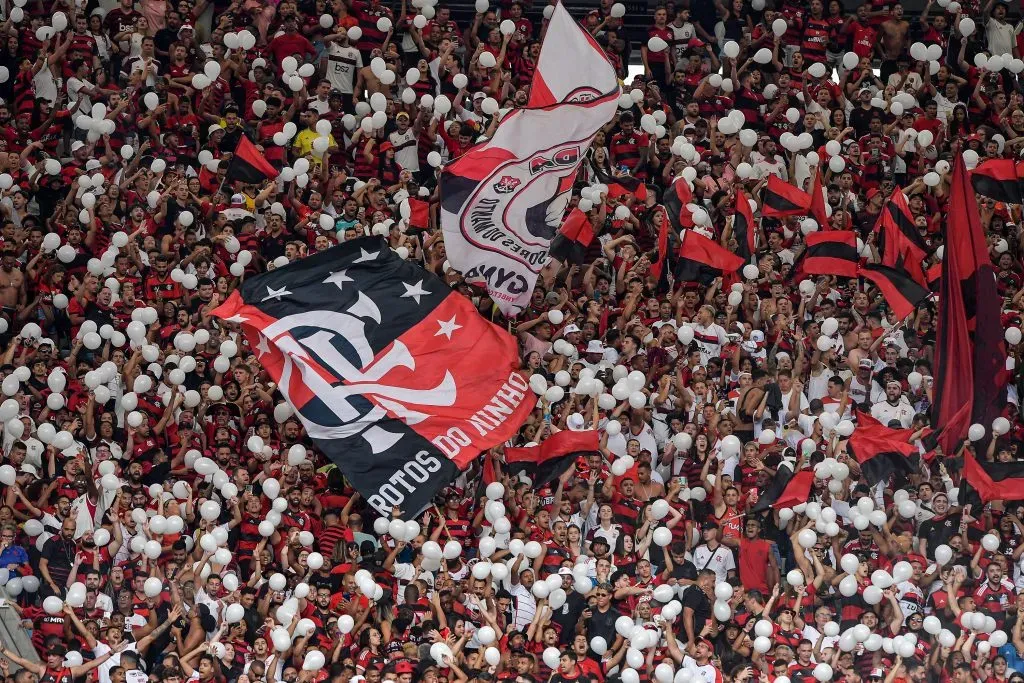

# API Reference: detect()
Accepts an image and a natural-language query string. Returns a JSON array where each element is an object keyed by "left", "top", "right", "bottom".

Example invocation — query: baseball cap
[
  {"left": 866, "top": 188, "right": 880, "bottom": 201},
  {"left": 858, "top": 358, "right": 873, "bottom": 369},
  {"left": 230, "top": 194, "right": 247, "bottom": 206},
  {"left": 869, "top": 669, "right": 884, "bottom": 679},
  {"left": 379, "top": 141, "right": 394, "bottom": 152},
  {"left": 178, "top": 23, "right": 194, "bottom": 33},
  {"left": 557, "top": 567, "right": 574, "bottom": 576},
  {"left": 566, "top": 413, "right": 585, "bottom": 431},
  {"left": 71, "top": 141, "right": 85, "bottom": 152},
  {"left": 563, "top": 324, "right": 581, "bottom": 334},
  {"left": 393, "top": 660, "right": 415, "bottom": 675},
  {"left": 396, "top": 111, "right": 410, "bottom": 121}
]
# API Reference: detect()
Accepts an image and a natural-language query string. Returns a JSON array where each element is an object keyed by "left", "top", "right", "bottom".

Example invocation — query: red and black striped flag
[
  {"left": 663, "top": 177, "right": 696, "bottom": 231},
  {"left": 859, "top": 263, "right": 930, "bottom": 321},
  {"left": 962, "top": 451, "right": 1024, "bottom": 503},
  {"left": 733, "top": 188, "right": 756, "bottom": 262},
  {"left": 762, "top": 175, "right": 812, "bottom": 218},
  {"left": 676, "top": 229, "right": 746, "bottom": 283},
  {"left": 750, "top": 464, "right": 814, "bottom": 512},
  {"left": 797, "top": 230, "right": 859, "bottom": 278},
  {"left": 846, "top": 420, "right": 918, "bottom": 486},
  {"left": 971, "top": 158, "right": 1023, "bottom": 205},
  {"left": 225, "top": 135, "right": 279, "bottom": 184},
  {"left": 549, "top": 208, "right": 595, "bottom": 265},
  {"left": 211, "top": 237, "right": 535, "bottom": 516},
  {"left": 504, "top": 429, "right": 600, "bottom": 490}
]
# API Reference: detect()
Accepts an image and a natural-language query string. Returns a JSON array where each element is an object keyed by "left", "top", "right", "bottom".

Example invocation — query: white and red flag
[{"left": 439, "top": 2, "right": 619, "bottom": 315}]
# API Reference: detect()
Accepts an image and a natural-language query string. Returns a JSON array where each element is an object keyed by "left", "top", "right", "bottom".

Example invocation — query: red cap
[{"left": 394, "top": 660, "right": 415, "bottom": 674}]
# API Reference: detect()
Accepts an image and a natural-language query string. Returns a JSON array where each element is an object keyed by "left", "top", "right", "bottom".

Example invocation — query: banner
[
  {"left": 439, "top": 2, "right": 619, "bottom": 315},
  {"left": 211, "top": 238, "right": 535, "bottom": 515}
]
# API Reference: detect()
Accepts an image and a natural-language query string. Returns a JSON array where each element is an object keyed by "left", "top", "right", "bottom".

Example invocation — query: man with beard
[{"left": 39, "top": 517, "right": 77, "bottom": 598}]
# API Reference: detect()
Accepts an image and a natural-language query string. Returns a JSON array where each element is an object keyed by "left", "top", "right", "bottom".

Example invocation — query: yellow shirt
[{"left": 293, "top": 129, "right": 336, "bottom": 159}]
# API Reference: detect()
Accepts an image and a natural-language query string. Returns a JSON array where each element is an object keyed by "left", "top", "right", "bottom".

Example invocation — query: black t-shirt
[
  {"left": 550, "top": 591, "right": 587, "bottom": 645},
  {"left": 584, "top": 605, "right": 621, "bottom": 647},
  {"left": 681, "top": 586, "right": 712, "bottom": 638},
  {"left": 918, "top": 514, "right": 960, "bottom": 558}
]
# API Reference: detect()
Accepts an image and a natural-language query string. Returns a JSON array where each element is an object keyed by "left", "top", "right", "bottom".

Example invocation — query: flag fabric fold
[
  {"left": 962, "top": 451, "right": 1024, "bottom": 503},
  {"left": 809, "top": 171, "right": 830, "bottom": 229},
  {"left": 798, "top": 230, "right": 859, "bottom": 278},
  {"left": 846, "top": 420, "right": 919, "bottom": 486},
  {"left": 549, "top": 208, "right": 596, "bottom": 265},
  {"left": 225, "top": 135, "right": 279, "bottom": 184},
  {"left": 439, "top": 2, "right": 619, "bottom": 315},
  {"left": 732, "top": 188, "right": 756, "bottom": 262},
  {"left": 663, "top": 177, "right": 695, "bottom": 231},
  {"left": 932, "top": 156, "right": 1006, "bottom": 451},
  {"left": 750, "top": 465, "right": 814, "bottom": 513},
  {"left": 971, "top": 158, "right": 1023, "bottom": 205},
  {"left": 676, "top": 229, "right": 745, "bottom": 283},
  {"left": 859, "top": 263, "right": 930, "bottom": 321},
  {"left": 503, "top": 429, "right": 600, "bottom": 489},
  {"left": 210, "top": 237, "right": 535, "bottom": 516},
  {"left": 762, "top": 175, "right": 812, "bottom": 218}
]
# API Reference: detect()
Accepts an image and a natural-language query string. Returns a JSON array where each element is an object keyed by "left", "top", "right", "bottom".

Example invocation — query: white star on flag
[
  {"left": 255, "top": 334, "right": 271, "bottom": 357},
  {"left": 353, "top": 248, "right": 380, "bottom": 263},
  {"left": 434, "top": 316, "right": 462, "bottom": 340},
  {"left": 262, "top": 285, "right": 292, "bottom": 302},
  {"left": 324, "top": 270, "right": 353, "bottom": 291},
  {"left": 400, "top": 280, "right": 430, "bottom": 305},
  {"left": 223, "top": 314, "right": 248, "bottom": 324}
]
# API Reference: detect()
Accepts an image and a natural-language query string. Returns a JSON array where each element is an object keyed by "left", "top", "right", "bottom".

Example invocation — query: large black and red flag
[
  {"left": 732, "top": 188, "right": 756, "bottom": 262},
  {"left": 750, "top": 464, "right": 814, "bottom": 513},
  {"left": 549, "top": 208, "right": 595, "bottom": 265},
  {"left": 503, "top": 429, "right": 600, "bottom": 489},
  {"left": 933, "top": 157, "right": 1006, "bottom": 451},
  {"left": 971, "top": 158, "right": 1024, "bottom": 205},
  {"left": 962, "top": 451, "right": 1024, "bottom": 503},
  {"left": 211, "top": 237, "right": 535, "bottom": 516},
  {"left": 858, "top": 263, "right": 930, "bottom": 321},
  {"left": 797, "top": 230, "right": 859, "bottom": 278},
  {"left": 761, "top": 175, "right": 812, "bottom": 218},
  {"left": 855, "top": 409, "right": 934, "bottom": 451},
  {"left": 846, "top": 420, "right": 919, "bottom": 486},
  {"left": 225, "top": 135, "right": 279, "bottom": 184},
  {"left": 676, "top": 229, "right": 745, "bottom": 283}
]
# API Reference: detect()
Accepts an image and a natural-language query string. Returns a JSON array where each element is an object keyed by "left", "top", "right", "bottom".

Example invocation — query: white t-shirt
[
  {"left": 326, "top": 43, "right": 362, "bottom": 94},
  {"left": 510, "top": 582, "right": 536, "bottom": 630},
  {"left": 690, "top": 544, "right": 735, "bottom": 584},
  {"left": 606, "top": 422, "right": 659, "bottom": 458},
  {"left": 870, "top": 398, "right": 915, "bottom": 428},
  {"left": 692, "top": 323, "right": 727, "bottom": 364},
  {"left": 93, "top": 642, "right": 139, "bottom": 683}
]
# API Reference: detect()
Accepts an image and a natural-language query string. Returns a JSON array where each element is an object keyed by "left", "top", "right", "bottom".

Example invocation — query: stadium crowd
[{"left": 0, "top": 0, "right": 1022, "bottom": 682}]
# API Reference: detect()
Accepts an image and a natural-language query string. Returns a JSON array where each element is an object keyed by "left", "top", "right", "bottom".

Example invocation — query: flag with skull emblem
[{"left": 211, "top": 237, "right": 536, "bottom": 516}]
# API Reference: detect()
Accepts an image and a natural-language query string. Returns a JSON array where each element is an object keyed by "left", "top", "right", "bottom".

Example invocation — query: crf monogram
[
  {"left": 259, "top": 292, "right": 457, "bottom": 453},
  {"left": 529, "top": 147, "right": 580, "bottom": 175}
]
